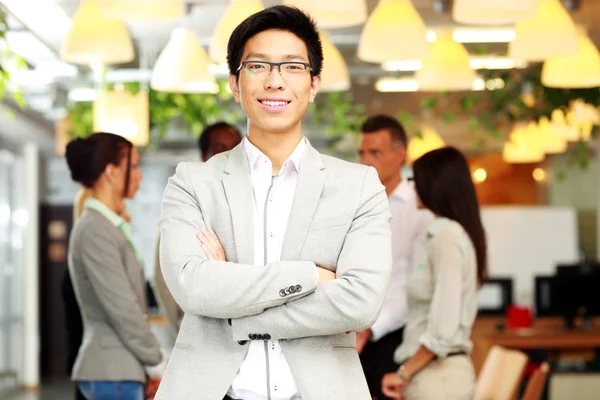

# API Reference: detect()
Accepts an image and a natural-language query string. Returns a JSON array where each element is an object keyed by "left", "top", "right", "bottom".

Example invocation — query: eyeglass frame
[{"left": 236, "top": 60, "right": 314, "bottom": 78}]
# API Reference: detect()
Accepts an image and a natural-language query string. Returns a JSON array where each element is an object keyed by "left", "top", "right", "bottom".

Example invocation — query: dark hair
[
  {"left": 198, "top": 122, "right": 242, "bottom": 156},
  {"left": 413, "top": 147, "right": 488, "bottom": 284},
  {"left": 65, "top": 132, "right": 133, "bottom": 195},
  {"left": 227, "top": 5, "right": 323, "bottom": 77},
  {"left": 360, "top": 115, "right": 408, "bottom": 147}
]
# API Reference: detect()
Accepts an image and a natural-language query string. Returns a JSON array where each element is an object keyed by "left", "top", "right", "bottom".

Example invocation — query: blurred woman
[
  {"left": 65, "top": 132, "right": 163, "bottom": 400},
  {"left": 382, "top": 147, "right": 487, "bottom": 400}
]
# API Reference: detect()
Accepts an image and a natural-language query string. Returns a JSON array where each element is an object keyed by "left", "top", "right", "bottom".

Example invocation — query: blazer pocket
[
  {"left": 332, "top": 332, "right": 356, "bottom": 349},
  {"left": 309, "top": 214, "right": 350, "bottom": 232}
]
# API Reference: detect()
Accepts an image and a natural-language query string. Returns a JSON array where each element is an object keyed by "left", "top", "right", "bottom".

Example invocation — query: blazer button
[
  {"left": 295, "top": 285, "right": 302, "bottom": 292},
  {"left": 257, "top": 334, "right": 264, "bottom": 340},
  {"left": 279, "top": 289, "right": 287, "bottom": 297},
  {"left": 249, "top": 334, "right": 257, "bottom": 340},
  {"left": 238, "top": 340, "right": 248, "bottom": 345},
  {"left": 264, "top": 334, "right": 271, "bottom": 340}
]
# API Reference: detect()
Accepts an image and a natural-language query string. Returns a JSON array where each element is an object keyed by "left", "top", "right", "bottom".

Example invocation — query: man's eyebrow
[{"left": 243, "top": 53, "right": 308, "bottom": 62}]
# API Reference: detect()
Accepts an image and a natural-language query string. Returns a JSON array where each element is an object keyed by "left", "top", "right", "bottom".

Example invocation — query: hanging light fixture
[
  {"left": 93, "top": 86, "right": 150, "bottom": 147},
  {"left": 452, "top": 0, "right": 537, "bottom": 25},
  {"left": 357, "top": 0, "right": 429, "bottom": 63},
  {"left": 502, "top": 124, "right": 545, "bottom": 164},
  {"left": 509, "top": 0, "right": 578, "bottom": 62},
  {"left": 283, "top": 0, "right": 367, "bottom": 28},
  {"left": 60, "top": 0, "right": 134, "bottom": 66},
  {"left": 319, "top": 31, "right": 350, "bottom": 92},
  {"left": 541, "top": 29, "right": 600, "bottom": 89},
  {"left": 535, "top": 117, "right": 568, "bottom": 154},
  {"left": 209, "top": 0, "right": 264, "bottom": 64},
  {"left": 407, "top": 127, "right": 445, "bottom": 163},
  {"left": 416, "top": 32, "right": 475, "bottom": 91},
  {"left": 98, "top": 0, "right": 184, "bottom": 21},
  {"left": 151, "top": 27, "right": 218, "bottom": 93}
]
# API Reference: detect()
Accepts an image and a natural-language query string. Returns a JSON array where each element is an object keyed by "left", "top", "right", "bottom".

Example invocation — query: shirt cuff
[{"left": 419, "top": 332, "right": 453, "bottom": 358}]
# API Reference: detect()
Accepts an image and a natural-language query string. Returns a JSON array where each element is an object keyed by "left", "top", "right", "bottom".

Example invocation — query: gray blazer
[
  {"left": 157, "top": 142, "right": 392, "bottom": 399},
  {"left": 68, "top": 208, "right": 162, "bottom": 382}
]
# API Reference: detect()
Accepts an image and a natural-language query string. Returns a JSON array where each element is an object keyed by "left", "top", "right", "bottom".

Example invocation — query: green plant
[
  {"left": 66, "top": 80, "right": 244, "bottom": 142},
  {"left": 0, "top": 10, "right": 27, "bottom": 115}
]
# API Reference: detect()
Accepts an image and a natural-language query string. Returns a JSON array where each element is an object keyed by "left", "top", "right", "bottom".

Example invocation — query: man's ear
[
  {"left": 229, "top": 74, "right": 241, "bottom": 103},
  {"left": 309, "top": 74, "right": 321, "bottom": 103}
]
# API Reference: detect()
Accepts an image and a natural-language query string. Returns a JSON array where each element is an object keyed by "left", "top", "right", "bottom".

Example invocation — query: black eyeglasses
[{"left": 237, "top": 61, "right": 312, "bottom": 80}]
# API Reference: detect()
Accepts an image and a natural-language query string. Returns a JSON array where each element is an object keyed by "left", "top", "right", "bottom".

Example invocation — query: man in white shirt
[
  {"left": 156, "top": 6, "right": 393, "bottom": 400},
  {"left": 357, "top": 115, "right": 434, "bottom": 400}
]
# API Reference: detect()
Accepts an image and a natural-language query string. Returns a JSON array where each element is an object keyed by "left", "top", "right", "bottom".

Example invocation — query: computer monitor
[
  {"left": 478, "top": 278, "right": 513, "bottom": 315},
  {"left": 552, "top": 262, "right": 600, "bottom": 328}
]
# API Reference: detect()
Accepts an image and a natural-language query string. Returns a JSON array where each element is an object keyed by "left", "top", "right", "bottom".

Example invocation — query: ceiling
[{"left": 0, "top": 0, "right": 599, "bottom": 152}]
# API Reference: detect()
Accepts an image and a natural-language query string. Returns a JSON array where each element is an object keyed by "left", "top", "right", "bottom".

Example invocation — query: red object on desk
[{"left": 507, "top": 305, "right": 533, "bottom": 329}]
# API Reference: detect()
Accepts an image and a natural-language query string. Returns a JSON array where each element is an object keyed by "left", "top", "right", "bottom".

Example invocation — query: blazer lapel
[
  {"left": 222, "top": 144, "right": 254, "bottom": 264},
  {"left": 281, "top": 142, "right": 326, "bottom": 261}
]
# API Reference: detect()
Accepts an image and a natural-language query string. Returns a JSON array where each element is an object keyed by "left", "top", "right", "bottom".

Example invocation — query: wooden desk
[{"left": 471, "top": 317, "right": 600, "bottom": 376}]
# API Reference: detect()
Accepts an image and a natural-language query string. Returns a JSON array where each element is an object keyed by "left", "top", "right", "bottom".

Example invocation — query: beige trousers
[{"left": 404, "top": 355, "right": 475, "bottom": 400}]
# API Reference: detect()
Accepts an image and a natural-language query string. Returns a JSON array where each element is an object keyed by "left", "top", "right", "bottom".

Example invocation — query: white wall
[{"left": 481, "top": 206, "right": 580, "bottom": 307}]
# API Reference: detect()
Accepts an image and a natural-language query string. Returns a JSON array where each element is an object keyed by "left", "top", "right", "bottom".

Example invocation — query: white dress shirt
[
  {"left": 229, "top": 137, "right": 306, "bottom": 400},
  {"left": 370, "top": 180, "right": 434, "bottom": 342}
]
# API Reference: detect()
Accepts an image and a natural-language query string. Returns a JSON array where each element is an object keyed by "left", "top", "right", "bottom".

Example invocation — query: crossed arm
[{"left": 159, "top": 162, "right": 392, "bottom": 338}]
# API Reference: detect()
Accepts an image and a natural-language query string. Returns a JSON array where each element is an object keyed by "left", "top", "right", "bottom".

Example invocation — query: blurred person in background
[
  {"left": 65, "top": 132, "right": 166, "bottom": 400},
  {"left": 357, "top": 115, "right": 434, "bottom": 400},
  {"left": 153, "top": 122, "right": 242, "bottom": 335},
  {"left": 382, "top": 147, "right": 488, "bottom": 400}
]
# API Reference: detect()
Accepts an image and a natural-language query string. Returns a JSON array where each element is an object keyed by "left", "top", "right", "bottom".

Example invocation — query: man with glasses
[
  {"left": 157, "top": 5, "right": 392, "bottom": 400},
  {"left": 357, "top": 115, "right": 434, "bottom": 399}
]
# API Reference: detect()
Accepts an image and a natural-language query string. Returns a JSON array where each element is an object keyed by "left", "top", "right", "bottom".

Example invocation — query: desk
[{"left": 471, "top": 317, "right": 600, "bottom": 375}]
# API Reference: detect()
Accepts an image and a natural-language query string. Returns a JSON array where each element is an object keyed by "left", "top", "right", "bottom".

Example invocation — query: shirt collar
[
  {"left": 84, "top": 197, "right": 126, "bottom": 228},
  {"left": 389, "top": 179, "right": 413, "bottom": 203},
  {"left": 244, "top": 137, "right": 306, "bottom": 174}
]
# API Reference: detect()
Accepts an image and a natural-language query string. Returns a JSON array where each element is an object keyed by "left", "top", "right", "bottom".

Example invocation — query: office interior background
[{"left": 0, "top": 0, "right": 600, "bottom": 399}]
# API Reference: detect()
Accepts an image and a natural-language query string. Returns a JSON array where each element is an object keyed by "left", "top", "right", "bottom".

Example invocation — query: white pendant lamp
[
  {"left": 452, "top": 0, "right": 537, "bottom": 25},
  {"left": 60, "top": 0, "right": 134, "bottom": 66},
  {"left": 98, "top": 0, "right": 184, "bottom": 21},
  {"left": 416, "top": 32, "right": 475, "bottom": 91},
  {"left": 283, "top": 0, "right": 367, "bottom": 29},
  {"left": 320, "top": 32, "right": 350, "bottom": 92},
  {"left": 407, "top": 127, "right": 445, "bottom": 163},
  {"left": 541, "top": 29, "right": 600, "bottom": 89},
  {"left": 93, "top": 87, "right": 150, "bottom": 147},
  {"left": 209, "top": 0, "right": 264, "bottom": 64},
  {"left": 357, "top": 0, "right": 429, "bottom": 63},
  {"left": 509, "top": 0, "right": 579, "bottom": 62},
  {"left": 151, "top": 28, "right": 218, "bottom": 93}
]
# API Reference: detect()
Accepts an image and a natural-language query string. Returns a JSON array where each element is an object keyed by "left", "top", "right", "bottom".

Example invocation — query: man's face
[
  {"left": 359, "top": 129, "right": 406, "bottom": 184},
  {"left": 203, "top": 128, "right": 242, "bottom": 162},
  {"left": 229, "top": 29, "right": 321, "bottom": 135}
]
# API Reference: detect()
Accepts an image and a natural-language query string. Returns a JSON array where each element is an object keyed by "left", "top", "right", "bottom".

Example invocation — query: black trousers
[{"left": 359, "top": 327, "right": 404, "bottom": 400}]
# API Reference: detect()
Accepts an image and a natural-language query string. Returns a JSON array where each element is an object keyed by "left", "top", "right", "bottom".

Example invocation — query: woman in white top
[{"left": 382, "top": 146, "right": 487, "bottom": 400}]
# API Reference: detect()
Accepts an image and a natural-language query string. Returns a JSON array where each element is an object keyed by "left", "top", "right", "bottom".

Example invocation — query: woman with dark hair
[
  {"left": 65, "top": 133, "right": 164, "bottom": 400},
  {"left": 382, "top": 146, "right": 487, "bottom": 400}
]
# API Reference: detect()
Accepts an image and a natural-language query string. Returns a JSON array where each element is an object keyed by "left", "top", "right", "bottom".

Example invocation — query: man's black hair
[
  {"left": 227, "top": 5, "right": 323, "bottom": 77},
  {"left": 198, "top": 122, "right": 242, "bottom": 156},
  {"left": 360, "top": 115, "right": 408, "bottom": 148}
]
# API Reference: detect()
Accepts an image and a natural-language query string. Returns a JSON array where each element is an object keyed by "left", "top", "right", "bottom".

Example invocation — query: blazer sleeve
[
  {"left": 159, "top": 162, "right": 319, "bottom": 319},
  {"left": 230, "top": 167, "right": 393, "bottom": 340},
  {"left": 78, "top": 228, "right": 162, "bottom": 366}
]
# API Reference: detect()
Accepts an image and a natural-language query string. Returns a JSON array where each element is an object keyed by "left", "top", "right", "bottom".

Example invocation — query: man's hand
[
  {"left": 381, "top": 372, "right": 408, "bottom": 399},
  {"left": 355, "top": 328, "right": 372, "bottom": 354},
  {"left": 317, "top": 265, "right": 335, "bottom": 283},
  {"left": 197, "top": 227, "right": 227, "bottom": 261}
]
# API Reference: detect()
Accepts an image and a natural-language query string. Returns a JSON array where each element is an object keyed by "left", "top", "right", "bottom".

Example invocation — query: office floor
[{"left": 3, "top": 379, "right": 74, "bottom": 400}]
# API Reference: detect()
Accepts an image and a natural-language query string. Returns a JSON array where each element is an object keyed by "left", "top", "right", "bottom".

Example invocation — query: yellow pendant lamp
[
  {"left": 60, "top": 0, "right": 134, "bottom": 66},
  {"left": 407, "top": 127, "right": 445, "bottom": 163},
  {"left": 283, "top": 0, "right": 367, "bottom": 28},
  {"left": 415, "top": 32, "right": 475, "bottom": 91},
  {"left": 98, "top": 0, "right": 184, "bottom": 21},
  {"left": 357, "top": 0, "right": 429, "bottom": 63},
  {"left": 319, "top": 32, "right": 350, "bottom": 92},
  {"left": 452, "top": 0, "right": 537, "bottom": 25},
  {"left": 502, "top": 124, "right": 545, "bottom": 164}
]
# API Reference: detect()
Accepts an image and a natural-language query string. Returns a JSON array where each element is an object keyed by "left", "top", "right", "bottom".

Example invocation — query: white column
[{"left": 21, "top": 143, "right": 39, "bottom": 389}]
